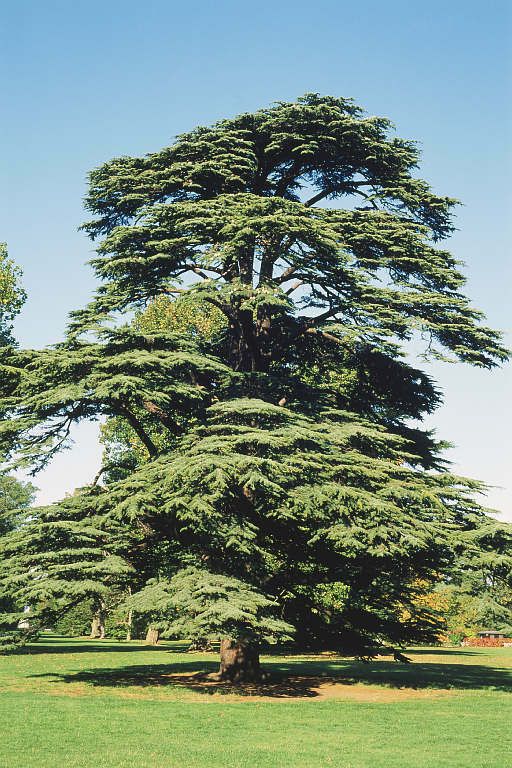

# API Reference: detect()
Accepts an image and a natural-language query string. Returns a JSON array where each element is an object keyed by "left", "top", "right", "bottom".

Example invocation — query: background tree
[
  {"left": 443, "top": 521, "right": 512, "bottom": 640},
  {"left": 0, "top": 473, "right": 35, "bottom": 639},
  {"left": 0, "top": 245, "right": 32, "bottom": 524},
  {"left": 0, "top": 244, "right": 26, "bottom": 347},
  {"left": 0, "top": 96, "right": 509, "bottom": 679},
  {"left": 0, "top": 246, "right": 35, "bottom": 628}
]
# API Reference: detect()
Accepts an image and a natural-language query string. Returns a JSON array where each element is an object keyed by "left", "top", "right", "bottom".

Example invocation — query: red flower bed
[{"left": 462, "top": 637, "right": 512, "bottom": 647}]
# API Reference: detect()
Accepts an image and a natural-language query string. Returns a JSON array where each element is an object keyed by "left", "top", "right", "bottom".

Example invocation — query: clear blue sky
[{"left": 2, "top": 0, "right": 511, "bottom": 516}]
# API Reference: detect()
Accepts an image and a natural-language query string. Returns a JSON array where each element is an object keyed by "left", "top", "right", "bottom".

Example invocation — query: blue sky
[{"left": 2, "top": 0, "right": 511, "bottom": 516}]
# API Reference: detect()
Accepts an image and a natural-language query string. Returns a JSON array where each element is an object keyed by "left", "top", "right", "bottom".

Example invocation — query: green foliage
[
  {"left": 0, "top": 325, "right": 232, "bottom": 471},
  {"left": 0, "top": 489, "right": 135, "bottom": 647},
  {"left": 0, "top": 250, "right": 33, "bottom": 632},
  {"left": 52, "top": 595, "right": 137, "bottom": 640},
  {"left": 135, "top": 294, "right": 226, "bottom": 342},
  {"left": 0, "top": 243, "right": 26, "bottom": 346},
  {"left": 99, "top": 294, "right": 228, "bottom": 473},
  {"left": 76, "top": 94, "right": 506, "bottom": 369},
  {"left": 125, "top": 568, "right": 294, "bottom": 644},
  {"left": 0, "top": 473, "right": 35, "bottom": 536},
  {"left": 53, "top": 599, "right": 93, "bottom": 637},
  {"left": 0, "top": 473, "right": 35, "bottom": 623},
  {"left": 0, "top": 95, "right": 509, "bottom": 657},
  {"left": 437, "top": 571, "right": 512, "bottom": 639}
]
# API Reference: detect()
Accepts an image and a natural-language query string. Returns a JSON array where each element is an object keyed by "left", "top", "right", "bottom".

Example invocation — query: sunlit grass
[{"left": 1, "top": 636, "right": 511, "bottom": 767}]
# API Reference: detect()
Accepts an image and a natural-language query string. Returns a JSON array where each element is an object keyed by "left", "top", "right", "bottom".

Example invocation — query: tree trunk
[
  {"left": 90, "top": 603, "right": 106, "bottom": 639},
  {"left": 90, "top": 615, "right": 106, "bottom": 638},
  {"left": 218, "top": 638, "right": 261, "bottom": 682},
  {"left": 90, "top": 615, "right": 99, "bottom": 638},
  {"left": 126, "top": 609, "right": 133, "bottom": 641},
  {"left": 145, "top": 627, "right": 159, "bottom": 645}
]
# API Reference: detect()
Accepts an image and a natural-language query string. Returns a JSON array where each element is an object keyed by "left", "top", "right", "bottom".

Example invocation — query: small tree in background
[
  {"left": 0, "top": 244, "right": 26, "bottom": 347},
  {"left": 0, "top": 245, "right": 35, "bottom": 634},
  {"left": 0, "top": 96, "right": 510, "bottom": 680},
  {"left": 0, "top": 246, "right": 31, "bottom": 520}
]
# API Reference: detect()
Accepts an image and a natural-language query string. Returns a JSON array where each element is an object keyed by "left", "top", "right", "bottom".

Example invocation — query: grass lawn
[{"left": 1, "top": 636, "right": 510, "bottom": 767}]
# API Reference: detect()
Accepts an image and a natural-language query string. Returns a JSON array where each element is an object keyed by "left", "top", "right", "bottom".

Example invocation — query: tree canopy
[{"left": 0, "top": 95, "right": 509, "bottom": 678}]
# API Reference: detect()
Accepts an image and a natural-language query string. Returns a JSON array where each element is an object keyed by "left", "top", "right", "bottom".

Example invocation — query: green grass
[{"left": 1, "top": 636, "right": 511, "bottom": 767}]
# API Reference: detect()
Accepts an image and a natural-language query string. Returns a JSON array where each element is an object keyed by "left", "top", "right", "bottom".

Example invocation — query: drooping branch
[
  {"left": 303, "top": 326, "right": 351, "bottom": 348},
  {"left": 304, "top": 180, "right": 373, "bottom": 208},
  {"left": 111, "top": 401, "right": 158, "bottom": 458},
  {"left": 304, "top": 187, "right": 334, "bottom": 208},
  {"left": 142, "top": 400, "right": 180, "bottom": 435},
  {"left": 284, "top": 280, "right": 304, "bottom": 296},
  {"left": 24, "top": 416, "right": 74, "bottom": 473},
  {"left": 91, "top": 461, "right": 132, "bottom": 486},
  {"left": 305, "top": 307, "right": 341, "bottom": 326},
  {"left": 274, "top": 159, "right": 305, "bottom": 198}
]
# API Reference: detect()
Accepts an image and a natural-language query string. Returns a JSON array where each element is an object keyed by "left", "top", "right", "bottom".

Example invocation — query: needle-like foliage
[{"left": 0, "top": 96, "right": 509, "bottom": 669}]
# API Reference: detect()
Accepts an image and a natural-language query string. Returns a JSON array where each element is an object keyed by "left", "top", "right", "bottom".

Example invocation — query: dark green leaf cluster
[{"left": 123, "top": 568, "right": 294, "bottom": 644}]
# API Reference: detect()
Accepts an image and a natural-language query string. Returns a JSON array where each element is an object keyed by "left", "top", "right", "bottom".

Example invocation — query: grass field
[{"left": 1, "top": 636, "right": 510, "bottom": 767}]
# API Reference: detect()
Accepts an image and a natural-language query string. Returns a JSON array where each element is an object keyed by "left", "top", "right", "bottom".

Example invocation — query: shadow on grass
[
  {"left": 408, "top": 648, "right": 481, "bottom": 657},
  {"left": 21, "top": 636, "right": 188, "bottom": 655},
  {"left": 30, "top": 654, "right": 512, "bottom": 698}
]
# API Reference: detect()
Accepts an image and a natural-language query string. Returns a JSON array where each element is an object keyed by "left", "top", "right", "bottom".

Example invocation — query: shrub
[{"left": 462, "top": 636, "right": 512, "bottom": 647}]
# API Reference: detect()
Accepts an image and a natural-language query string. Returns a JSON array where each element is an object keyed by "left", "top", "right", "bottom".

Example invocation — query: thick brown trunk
[
  {"left": 145, "top": 627, "right": 159, "bottom": 645},
  {"left": 218, "top": 638, "right": 261, "bottom": 682}
]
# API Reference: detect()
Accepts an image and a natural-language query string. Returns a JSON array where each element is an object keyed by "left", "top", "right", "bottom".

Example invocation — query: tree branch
[
  {"left": 284, "top": 280, "right": 304, "bottom": 296},
  {"left": 303, "top": 326, "right": 350, "bottom": 347},
  {"left": 185, "top": 264, "right": 223, "bottom": 281},
  {"left": 112, "top": 401, "right": 158, "bottom": 458},
  {"left": 142, "top": 400, "right": 180, "bottom": 435},
  {"left": 91, "top": 461, "right": 131, "bottom": 486},
  {"left": 201, "top": 295, "right": 236, "bottom": 322},
  {"left": 274, "top": 159, "right": 304, "bottom": 197},
  {"left": 304, "top": 187, "right": 334, "bottom": 208},
  {"left": 185, "top": 263, "right": 225, "bottom": 277},
  {"left": 304, "top": 180, "right": 373, "bottom": 208},
  {"left": 305, "top": 307, "right": 340, "bottom": 325}
]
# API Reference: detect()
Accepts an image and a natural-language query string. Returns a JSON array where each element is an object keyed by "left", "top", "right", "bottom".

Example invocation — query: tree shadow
[
  {"left": 269, "top": 657, "right": 512, "bottom": 693},
  {"left": 30, "top": 662, "right": 339, "bottom": 698},
  {"left": 29, "top": 654, "right": 512, "bottom": 698},
  {"left": 263, "top": 646, "right": 482, "bottom": 659},
  {"left": 20, "top": 637, "right": 188, "bottom": 655},
  {"left": 408, "top": 648, "right": 481, "bottom": 657}
]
